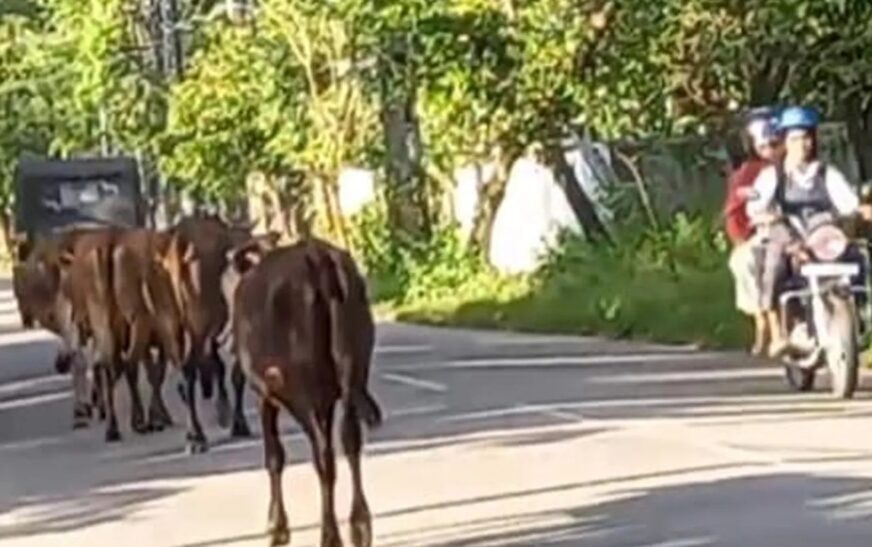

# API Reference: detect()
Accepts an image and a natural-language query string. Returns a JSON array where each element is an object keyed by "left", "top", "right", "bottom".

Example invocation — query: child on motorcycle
[
  {"left": 724, "top": 107, "right": 784, "bottom": 356},
  {"left": 746, "top": 106, "right": 872, "bottom": 357}
]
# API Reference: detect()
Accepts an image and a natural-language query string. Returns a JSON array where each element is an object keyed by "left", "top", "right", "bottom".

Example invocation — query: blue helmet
[{"left": 778, "top": 106, "right": 820, "bottom": 132}]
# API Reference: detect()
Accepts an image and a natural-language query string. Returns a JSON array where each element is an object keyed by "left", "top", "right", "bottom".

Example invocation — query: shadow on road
[
  {"left": 373, "top": 473, "right": 872, "bottom": 547},
  {"left": 2, "top": 323, "right": 872, "bottom": 543},
  {"left": 0, "top": 486, "right": 183, "bottom": 541}
]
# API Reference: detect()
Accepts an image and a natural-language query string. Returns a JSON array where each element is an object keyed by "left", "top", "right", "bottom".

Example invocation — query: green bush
[
  {"left": 389, "top": 211, "right": 749, "bottom": 349},
  {"left": 347, "top": 199, "right": 505, "bottom": 305}
]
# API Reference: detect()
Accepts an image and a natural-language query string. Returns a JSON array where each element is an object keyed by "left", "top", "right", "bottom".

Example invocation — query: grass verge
[{"left": 388, "top": 261, "right": 748, "bottom": 350}]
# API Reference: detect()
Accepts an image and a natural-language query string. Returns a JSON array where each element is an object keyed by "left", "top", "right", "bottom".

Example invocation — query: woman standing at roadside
[{"left": 724, "top": 108, "right": 784, "bottom": 355}]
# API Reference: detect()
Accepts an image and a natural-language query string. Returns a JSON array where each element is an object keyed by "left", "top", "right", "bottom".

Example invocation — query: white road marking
[
  {"left": 387, "top": 403, "right": 448, "bottom": 418},
  {"left": 439, "top": 393, "right": 872, "bottom": 424},
  {"left": 375, "top": 344, "right": 434, "bottom": 355},
  {"left": 0, "top": 391, "right": 69, "bottom": 411},
  {"left": 381, "top": 373, "right": 447, "bottom": 393},
  {"left": 528, "top": 406, "right": 585, "bottom": 422},
  {"left": 0, "top": 329, "right": 59, "bottom": 347},
  {"left": 0, "top": 435, "right": 67, "bottom": 454},
  {"left": 484, "top": 336, "right": 698, "bottom": 351},
  {"left": 445, "top": 353, "right": 724, "bottom": 368},
  {"left": 640, "top": 539, "right": 717, "bottom": 547},
  {"left": 0, "top": 374, "right": 66, "bottom": 397},
  {"left": 588, "top": 367, "right": 777, "bottom": 384}
]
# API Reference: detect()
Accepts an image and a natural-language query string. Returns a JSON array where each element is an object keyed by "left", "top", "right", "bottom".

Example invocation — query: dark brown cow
[
  {"left": 161, "top": 213, "right": 256, "bottom": 450},
  {"left": 230, "top": 238, "right": 382, "bottom": 547},
  {"left": 216, "top": 230, "right": 282, "bottom": 435}
]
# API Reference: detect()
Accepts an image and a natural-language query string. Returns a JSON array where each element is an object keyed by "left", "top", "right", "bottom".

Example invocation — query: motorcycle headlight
[{"left": 807, "top": 225, "right": 849, "bottom": 261}]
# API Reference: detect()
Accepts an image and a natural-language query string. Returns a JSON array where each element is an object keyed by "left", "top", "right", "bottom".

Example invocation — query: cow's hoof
[
  {"left": 132, "top": 421, "right": 150, "bottom": 435},
  {"left": 105, "top": 429, "right": 121, "bottom": 443},
  {"left": 73, "top": 404, "right": 92, "bottom": 422},
  {"left": 320, "top": 529, "right": 342, "bottom": 547},
  {"left": 146, "top": 416, "right": 168, "bottom": 432},
  {"left": 216, "top": 397, "right": 231, "bottom": 429},
  {"left": 186, "top": 437, "right": 209, "bottom": 455},
  {"left": 351, "top": 523, "right": 371, "bottom": 547},
  {"left": 269, "top": 526, "right": 290, "bottom": 546},
  {"left": 350, "top": 510, "right": 372, "bottom": 547},
  {"left": 149, "top": 404, "right": 174, "bottom": 429},
  {"left": 54, "top": 353, "right": 73, "bottom": 374},
  {"left": 231, "top": 419, "right": 253, "bottom": 438}
]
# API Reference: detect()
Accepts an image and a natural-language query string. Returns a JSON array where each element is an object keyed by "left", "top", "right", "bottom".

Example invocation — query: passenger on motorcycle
[
  {"left": 725, "top": 107, "right": 784, "bottom": 356},
  {"left": 746, "top": 105, "right": 872, "bottom": 357}
]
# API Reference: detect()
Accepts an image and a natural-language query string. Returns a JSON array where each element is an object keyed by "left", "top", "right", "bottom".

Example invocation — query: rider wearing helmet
[
  {"left": 746, "top": 105, "right": 872, "bottom": 356},
  {"left": 725, "top": 107, "right": 784, "bottom": 356}
]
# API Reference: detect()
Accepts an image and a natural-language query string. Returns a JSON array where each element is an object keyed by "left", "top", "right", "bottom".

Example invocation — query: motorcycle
[{"left": 775, "top": 215, "right": 872, "bottom": 398}]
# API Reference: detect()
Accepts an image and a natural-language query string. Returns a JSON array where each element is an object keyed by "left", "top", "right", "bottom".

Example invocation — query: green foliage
[
  {"left": 348, "top": 194, "right": 498, "bottom": 303},
  {"left": 392, "top": 213, "right": 745, "bottom": 349}
]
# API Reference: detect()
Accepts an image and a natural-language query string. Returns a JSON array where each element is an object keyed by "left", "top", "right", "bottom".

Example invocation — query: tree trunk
[
  {"left": 469, "top": 145, "right": 520, "bottom": 255},
  {"left": 0, "top": 208, "right": 11, "bottom": 264},
  {"left": 546, "top": 142, "right": 611, "bottom": 244},
  {"left": 381, "top": 99, "right": 430, "bottom": 241},
  {"left": 845, "top": 95, "right": 872, "bottom": 183}
]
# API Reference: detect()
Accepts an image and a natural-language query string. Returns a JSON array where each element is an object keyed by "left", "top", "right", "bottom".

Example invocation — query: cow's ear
[{"left": 228, "top": 242, "right": 261, "bottom": 275}]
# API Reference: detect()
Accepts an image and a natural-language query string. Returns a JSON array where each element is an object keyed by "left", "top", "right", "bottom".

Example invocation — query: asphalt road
[{"left": 1, "top": 287, "right": 872, "bottom": 546}]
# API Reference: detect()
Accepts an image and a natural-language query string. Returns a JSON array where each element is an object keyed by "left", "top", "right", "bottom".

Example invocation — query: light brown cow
[
  {"left": 55, "top": 227, "right": 150, "bottom": 441},
  {"left": 112, "top": 228, "right": 189, "bottom": 432},
  {"left": 13, "top": 229, "right": 107, "bottom": 427}
]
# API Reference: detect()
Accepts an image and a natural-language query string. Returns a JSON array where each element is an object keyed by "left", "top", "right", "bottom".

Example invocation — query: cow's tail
[
  {"left": 91, "top": 244, "right": 115, "bottom": 363},
  {"left": 310, "top": 245, "right": 383, "bottom": 430},
  {"left": 354, "top": 389, "right": 383, "bottom": 428}
]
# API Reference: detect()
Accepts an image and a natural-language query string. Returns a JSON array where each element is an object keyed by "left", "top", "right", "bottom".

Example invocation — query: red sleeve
[{"left": 723, "top": 163, "right": 757, "bottom": 245}]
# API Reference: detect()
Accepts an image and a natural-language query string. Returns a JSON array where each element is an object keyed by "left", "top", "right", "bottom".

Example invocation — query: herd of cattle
[{"left": 11, "top": 213, "right": 382, "bottom": 547}]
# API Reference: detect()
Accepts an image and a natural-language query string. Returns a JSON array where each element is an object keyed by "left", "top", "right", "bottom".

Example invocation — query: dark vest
[{"left": 775, "top": 162, "right": 836, "bottom": 233}]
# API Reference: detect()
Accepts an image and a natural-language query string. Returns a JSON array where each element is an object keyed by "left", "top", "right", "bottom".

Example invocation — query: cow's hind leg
[
  {"left": 261, "top": 399, "right": 289, "bottom": 546},
  {"left": 182, "top": 357, "right": 209, "bottom": 454},
  {"left": 70, "top": 352, "right": 92, "bottom": 429},
  {"left": 230, "top": 360, "right": 251, "bottom": 438},
  {"left": 102, "top": 364, "right": 122, "bottom": 442},
  {"left": 91, "top": 363, "right": 107, "bottom": 421},
  {"left": 146, "top": 354, "right": 172, "bottom": 431},
  {"left": 307, "top": 406, "right": 341, "bottom": 547},
  {"left": 211, "top": 348, "right": 231, "bottom": 429},
  {"left": 124, "top": 317, "right": 151, "bottom": 434},
  {"left": 123, "top": 360, "right": 148, "bottom": 434},
  {"left": 342, "top": 405, "right": 372, "bottom": 547}
]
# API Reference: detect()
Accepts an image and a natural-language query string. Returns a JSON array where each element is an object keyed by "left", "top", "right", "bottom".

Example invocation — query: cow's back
[
  {"left": 171, "top": 215, "right": 241, "bottom": 339},
  {"left": 234, "top": 246, "right": 335, "bottom": 388}
]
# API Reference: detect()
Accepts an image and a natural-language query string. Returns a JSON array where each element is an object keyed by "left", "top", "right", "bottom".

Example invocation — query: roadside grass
[
  {"left": 387, "top": 246, "right": 748, "bottom": 350},
  {"left": 369, "top": 214, "right": 751, "bottom": 350}
]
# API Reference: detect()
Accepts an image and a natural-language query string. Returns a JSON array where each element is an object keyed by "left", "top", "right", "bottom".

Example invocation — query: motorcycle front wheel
[{"left": 826, "top": 294, "right": 860, "bottom": 399}]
